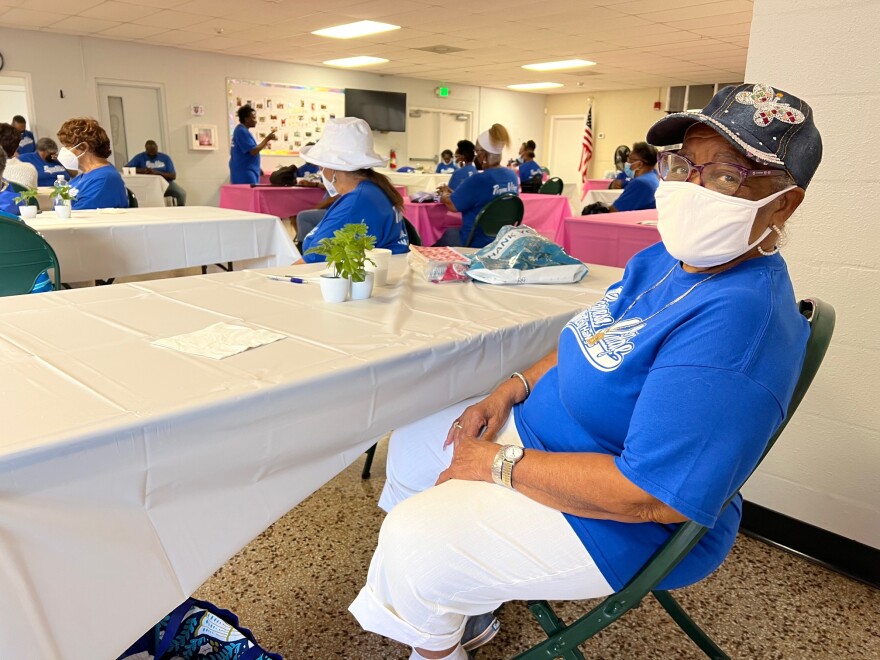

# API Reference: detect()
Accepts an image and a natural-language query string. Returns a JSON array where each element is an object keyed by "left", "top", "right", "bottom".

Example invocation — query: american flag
[{"left": 578, "top": 102, "right": 594, "bottom": 183}]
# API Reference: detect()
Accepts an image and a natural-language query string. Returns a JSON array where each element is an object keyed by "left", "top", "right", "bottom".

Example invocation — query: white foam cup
[{"left": 365, "top": 248, "right": 392, "bottom": 286}]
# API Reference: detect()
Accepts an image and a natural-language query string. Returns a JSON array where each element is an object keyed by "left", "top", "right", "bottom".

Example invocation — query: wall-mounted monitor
[{"left": 344, "top": 88, "right": 406, "bottom": 132}]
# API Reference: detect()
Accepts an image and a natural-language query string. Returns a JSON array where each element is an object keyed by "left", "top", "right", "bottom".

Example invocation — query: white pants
[{"left": 349, "top": 398, "right": 613, "bottom": 652}]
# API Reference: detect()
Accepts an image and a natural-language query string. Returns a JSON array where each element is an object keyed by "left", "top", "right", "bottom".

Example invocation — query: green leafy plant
[
  {"left": 13, "top": 186, "right": 38, "bottom": 206},
  {"left": 51, "top": 182, "right": 79, "bottom": 203},
  {"left": 304, "top": 222, "right": 377, "bottom": 282}
]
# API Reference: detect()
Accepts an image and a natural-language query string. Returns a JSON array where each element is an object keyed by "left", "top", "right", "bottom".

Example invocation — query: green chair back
[
  {"left": 465, "top": 193, "right": 524, "bottom": 247},
  {"left": 403, "top": 217, "right": 423, "bottom": 246},
  {"left": 514, "top": 298, "right": 836, "bottom": 660},
  {"left": 126, "top": 187, "right": 139, "bottom": 208},
  {"left": 539, "top": 177, "right": 564, "bottom": 195},
  {"left": 0, "top": 214, "right": 61, "bottom": 296},
  {"left": 6, "top": 180, "right": 39, "bottom": 207}
]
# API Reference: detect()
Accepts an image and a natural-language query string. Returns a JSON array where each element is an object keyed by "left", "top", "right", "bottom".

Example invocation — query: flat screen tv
[{"left": 345, "top": 88, "right": 406, "bottom": 132}]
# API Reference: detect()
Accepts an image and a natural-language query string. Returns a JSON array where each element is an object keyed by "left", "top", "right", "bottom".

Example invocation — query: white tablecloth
[
  {"left": 583, "top": 189, "right": 623, "bottom": 206},
  {"left": 122, "top": 173, "right": 170, "bottom": 207},
  {"left": 0, "top": 259, "right": 621, "bottom": 659},
  {"left": 374, "top": 167, "right": 452, "bottom": 196},
  {"left": 26, "top": 206, "right": 299, "bottom": 282}
]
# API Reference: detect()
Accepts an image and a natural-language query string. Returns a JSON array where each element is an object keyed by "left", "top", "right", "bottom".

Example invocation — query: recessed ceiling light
[
  {"left": 522, "top": 59, "right": 596, "bottom": 71},
  {"left": 507, "top": 82, "right": 564, "bottom": 91},
  {"left": 323, "top": 56, "right": 389, "bottom": 68},
  {"left": 313, "top": 21, "right": 400, "bottom": 39}
]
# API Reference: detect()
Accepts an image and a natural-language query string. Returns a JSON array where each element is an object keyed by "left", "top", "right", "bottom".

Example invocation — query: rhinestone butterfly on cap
[{"left": 735, "top": 83, "right": 806, "bottom": 127}]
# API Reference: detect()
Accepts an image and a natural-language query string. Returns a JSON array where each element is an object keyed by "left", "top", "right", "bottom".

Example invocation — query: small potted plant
[
  {"left": 51, "top": 181, "right": 78, "bottom": 219},
  {"left": 13, "top": 187, "right": 39, "bottom": 220},
  {"left": 305, "top": 222, "right": 377, "bottom": 302}
]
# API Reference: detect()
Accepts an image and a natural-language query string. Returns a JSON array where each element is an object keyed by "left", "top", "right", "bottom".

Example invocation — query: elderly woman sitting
[
  {"left": 299, "top": 117, "right": 409, "bottom": 261},
  {"left": 349, "top": 83, "right": 822, "bottom": 660},
  {"left": 19, "top": 137, "right": 70, "bottom": 187},
  {"left": 57, "top": 118, "right": 128, "bottom": 210}
]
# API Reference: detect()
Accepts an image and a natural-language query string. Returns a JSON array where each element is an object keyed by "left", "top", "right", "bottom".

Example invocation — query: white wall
[
  {"left": 0, "top": 27, "right": 545, "bottom": 205},
  {"left": 741, "top": 0, "right": 880, "bottom": 548}
]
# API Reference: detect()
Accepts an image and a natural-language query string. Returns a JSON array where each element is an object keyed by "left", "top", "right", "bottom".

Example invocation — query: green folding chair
[
  {"left": 512, "top": 298, "right": 836, "bottom": 660},
  {"left": 404, "top": 217, "right": 423, "bottom": 246},
  {"left": 538, "top": 177, "right": 564, "bottom": 195},
  {"left": 464, "top": 193, "right": 524, "bottom": 247},
  {"left": 0, "top": 214, "right": 62, "bottom": 296}
]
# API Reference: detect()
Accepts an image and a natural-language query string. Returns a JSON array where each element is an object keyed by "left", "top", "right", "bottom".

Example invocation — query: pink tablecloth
[
  {"left": 581, "top": 178, "right": 613, "bottom": 199},
  {"left": 219, "top": 184, "right": 326, "bottom": 219},
  {"left": 561, "top": 209, "right": 660, "bottom": 268},
  {"left": 403, "top": 193, "right": 572, "bottom": 246}
]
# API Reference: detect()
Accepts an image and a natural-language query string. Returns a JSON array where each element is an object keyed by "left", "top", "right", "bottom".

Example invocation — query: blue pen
[{"left": 265, "top": 275, "right": 309, "bottom": 284}]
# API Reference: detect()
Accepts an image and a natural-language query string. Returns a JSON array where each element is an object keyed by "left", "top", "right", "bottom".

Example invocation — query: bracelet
[{"left": 510, "top": 372, "right": 530, "bottom": 399}]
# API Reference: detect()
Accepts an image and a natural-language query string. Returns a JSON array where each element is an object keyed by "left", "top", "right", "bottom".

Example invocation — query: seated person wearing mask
[
  {"left": 230, "top": 104, "right": 276, "bottom": 185},
  {"left": 297, "top": 142, "right": 319, "bottom": 177},
  {"left": 435, "top": 150, "right": 455, "bottom": 174},
  {"left": 435, "top": 124, "right": 519, "bottom": 248},
  {"left": 56, "top": 117, "right": 128, "bottom": 210},
  {"left": 609, "top": 142, "right": 660, "bottom": 212},
  {"left": 298, "top": 118, "right": 410, "bottom": 262},
  {"left": 0, "top": 123, "right": 38, "bottom": 189},
  {"left": 126, "top": 140, "right": 187, "bottom": 206},
  {"left": 447, "top": 140, "right": 477, "bottom": 191},
  {"left": 349, "top": 83, "right": 820, "bottom": 660},
  {"left": 518, "top": 149, "right": 543, "bottom": 188},
  {"left": 12, "top": 115, "right": 36, "bottom": 155},
  {"left": 19, "top": 138, "right": 70, "bottom": 187}
]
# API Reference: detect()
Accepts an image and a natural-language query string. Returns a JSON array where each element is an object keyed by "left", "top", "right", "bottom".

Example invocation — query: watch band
[{"left": 491, "top": 447, "right": 506, "bottom": 486}]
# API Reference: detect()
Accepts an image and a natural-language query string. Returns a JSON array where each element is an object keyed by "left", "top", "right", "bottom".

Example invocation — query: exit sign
[{"left": 436, "top": 86, "right": 450, "bottom": 97}]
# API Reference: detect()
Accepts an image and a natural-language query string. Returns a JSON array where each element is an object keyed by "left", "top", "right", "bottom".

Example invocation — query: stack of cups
[{"left": 366, "top": 248, "right": 392, "bottom": 286}]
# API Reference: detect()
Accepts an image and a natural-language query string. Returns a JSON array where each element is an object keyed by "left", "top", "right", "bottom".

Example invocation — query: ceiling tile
[
  {"left": 132, "top": 11, "right": 207, "bottom": 29},
  {"left": 2, "top": 8, "right": 68, "bottom": 26},
  {"left": 184, "top": 18, "right": 263, "bottom": 37},
  {"left": 639, "top": 1, "right": 755, "bottom": 24},
  {"left": 143, "top": 29, "right": 205, "bottom": 45},
  {"left": 25, "top": 0, "right": 104, "bottom": 14},
  {"left": 79, "top": 1, "right": 162, "bottom": 22},
  {"left": 692, "top": 22, "right": 752, "bottom": 37},
  {"left": 98, "top": 22, "right": 166, "bottom": 39},
  {"left": 114, "top": 0, "right": 180, "bottom": 6},
  {"left": 667, "top": 10, "right": 752, "bottom": 29},
  {"left": 46, "top": 15, "right": 121, "bottom": 33}
]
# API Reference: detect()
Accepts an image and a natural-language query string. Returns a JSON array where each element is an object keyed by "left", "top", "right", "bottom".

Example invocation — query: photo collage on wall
[{"left": 226, "top": 79, "right": 345, "bottom": 157}]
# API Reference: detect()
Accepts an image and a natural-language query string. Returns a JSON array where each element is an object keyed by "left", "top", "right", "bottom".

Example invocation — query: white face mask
[
  {"left": 320, "top": 169, "right": 338, "bottom": 197},
  {"left": 656, "top": 181, "right": 795, "bottom": 268},
  {"left": 57, "top": 144, "right": 84, "bottom": 171}
]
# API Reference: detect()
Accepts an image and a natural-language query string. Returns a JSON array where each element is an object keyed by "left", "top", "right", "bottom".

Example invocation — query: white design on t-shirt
[
  {"left": 566, "top": 287, "right": 644, "bottom": 372},
  {"left": 491, "top": 182, "right": 518, "bottom": 196},
  {"left": 145, "top": 159, "right": 166, "bottom": 170}
]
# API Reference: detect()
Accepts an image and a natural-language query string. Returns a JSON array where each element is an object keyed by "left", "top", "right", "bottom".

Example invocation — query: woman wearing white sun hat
[{"left": 298, "top": 117, "right": 409, "bottom": 262}]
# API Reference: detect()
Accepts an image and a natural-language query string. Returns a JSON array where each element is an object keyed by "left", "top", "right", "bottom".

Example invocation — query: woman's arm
[{"left": 437, "top": 184, "right": 458, "bottom": 212}]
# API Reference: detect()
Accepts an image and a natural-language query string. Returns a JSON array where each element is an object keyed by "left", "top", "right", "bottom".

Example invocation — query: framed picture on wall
[{"left": 189, "top": 124, "right": 218, "bottom": 151}]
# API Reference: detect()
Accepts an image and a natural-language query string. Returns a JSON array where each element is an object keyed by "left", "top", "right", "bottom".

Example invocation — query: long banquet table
[
  {"left": 219, "top": 183, "right": 327, "bottom": 218},
  {"left": 0, "top": 258, "right": 621, "bottom": 659},
  {"left": 27, "top": 206, "right": 299, "bottom": 282}
]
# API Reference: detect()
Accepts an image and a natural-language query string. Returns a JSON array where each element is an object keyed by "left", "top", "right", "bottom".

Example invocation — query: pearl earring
[{"left": 757, "top": 224, "right": 783, "bottom": 257}]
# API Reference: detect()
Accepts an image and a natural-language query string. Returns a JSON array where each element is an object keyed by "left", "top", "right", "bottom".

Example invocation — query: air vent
[
  {"left": 563, "top": 70, "right": 599, "bottom": 77},
  {"left": 414, "top": 45, "right": 466, "bottom": 54}
]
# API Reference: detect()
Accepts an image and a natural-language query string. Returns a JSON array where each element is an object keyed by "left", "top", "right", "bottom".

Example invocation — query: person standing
[
  {"left": 12, "top": 115, "right": 36, "bottom": 155},
  {"left": 126, "top": 140, "right": 187, "bottom": 206},
  {"left": 229, "top": 104, "right": 276, "bottom": 184},
  {"left": 0, "top": 123, "right": 38, "bottom": 189},
  {"left": 19, "top": 138, "right": 70, "bottom": 187}
]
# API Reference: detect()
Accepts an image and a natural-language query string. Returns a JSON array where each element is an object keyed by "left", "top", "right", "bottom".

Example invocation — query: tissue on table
[{"left": 152, "top": 322, "right": 287, "bottom": 359}]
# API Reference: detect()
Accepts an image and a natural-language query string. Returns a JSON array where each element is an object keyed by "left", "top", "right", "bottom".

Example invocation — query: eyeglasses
[{"left": 658, "top": 152, "right": 790, "bottom": 196}]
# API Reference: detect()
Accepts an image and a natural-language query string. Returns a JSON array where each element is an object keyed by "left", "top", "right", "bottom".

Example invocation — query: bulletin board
[{"left": 226, "top": 78, "right": 345, "bottom": 156}]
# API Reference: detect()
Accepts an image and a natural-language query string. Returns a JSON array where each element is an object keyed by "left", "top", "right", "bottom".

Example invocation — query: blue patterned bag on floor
[{"left": 119, "top": 598, "right": 283, "bottom": 660}]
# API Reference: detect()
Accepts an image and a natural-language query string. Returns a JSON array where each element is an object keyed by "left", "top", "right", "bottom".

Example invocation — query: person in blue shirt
[
  {"left": 298, "top": 117, "right": 409, "bottom": 263},
  {"left": 435, "top": 123, "right": 519, "bottom": 247},
  {"left": 349, "top": 83, "right": 821, "bottom": 660},
  {"left": 127, "top": 140, "right": 187, "bottom": 206},
  {"left": 12, "top": 115, "right": 36, "bottom": 155},
  {"left": 19, "top": 138, "right": 70, "bottom": 187},
  {"left": 607, "top": 142, "right": 660, "bottom": 212},
  {"left": 56, "top": 117, "right": 128, "bottom": 210},
  {"left": 435, "top": 149, "right": 455, "bottom": 174},
  {"left": 229, "top": 104, "right": 276, "bottom": 184},
  {"left": 517, "top": 150, "right": 543, "bottom": 189},
  {"left": 296, "top": 142, "right": 320, "bottom": 177},
  {"left": 447, "top": 139, "right": 477, "bottom": 191}
]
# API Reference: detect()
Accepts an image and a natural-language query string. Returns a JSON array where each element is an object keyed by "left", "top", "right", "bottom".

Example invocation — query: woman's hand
[
  {"left": 443, "top": 390, "right": 515, "bottom": 450},
  {"left": 435, "top": 433, "right": 497, "bottom": 486}
]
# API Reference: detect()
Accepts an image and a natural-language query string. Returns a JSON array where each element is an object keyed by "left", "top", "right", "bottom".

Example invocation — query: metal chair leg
[
  {"left": 653, "top": 591, "right": 729, "bottom": 659},
  {"left": 362, "top": 443, "right": 377, "bottom": 479}
]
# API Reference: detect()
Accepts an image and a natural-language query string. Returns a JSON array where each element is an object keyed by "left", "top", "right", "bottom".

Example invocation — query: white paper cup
[{"left": 366, "top": 248, "right": 392, "bottom": 286}]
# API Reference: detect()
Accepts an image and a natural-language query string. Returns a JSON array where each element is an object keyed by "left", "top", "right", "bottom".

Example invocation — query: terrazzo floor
[{"left": 195, "top": 439, "right": 879, "bottom": 659}]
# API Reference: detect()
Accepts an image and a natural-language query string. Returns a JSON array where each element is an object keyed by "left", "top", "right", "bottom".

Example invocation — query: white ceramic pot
[
  {"left": 350, "top": 272, "right": 375, "bottom": 300},
  {"left": 319, "top": 274, "right": 350, "bottom": 303},
  {"left": 19, "top": 205, "right": 38, "bottom": 220},
  {"left": 54, "top": 205, "right": 72, "bottom": 219}
]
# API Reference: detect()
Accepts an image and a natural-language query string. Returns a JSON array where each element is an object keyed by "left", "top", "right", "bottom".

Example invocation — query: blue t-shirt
[
  {"left": 613, "top": 171, "right": 659, "bottom": 212},
  {"left": 19, "top": 152, "right": 70, "bottom": 187},
  {"left": 448, "top": 163, "right": 477, "bottom": 191},
  {"left": 229, "top": 124, "right": 259, "bottom": 184},
  {"left": 514, "top": 244, "right": 808, "bottom": 591},
  {"left": 450, "top": 167, "right": 519, "bottom": 247},
  {"left": 435, "top": 161, "right": 456, "bottom": 174},
  {"left": 297, "top": 163, "right": 319, "bottom": 177},
  {"left": 17, "top": 130, "right": 36, "bottom": 155},
  {"left": 70, "top": 165, "right": 129, "bottom": 210},
  {"left": 0, "top": 208, "right": 53, "bottom": 293},
  {"left": 302, "top": 179, "right": 410, "bottom": 263},
  {"left": 614, "top": 170, "right": 631, "bottom": 189},
  {"left": 0, "top": 186, "right": 20, "bottom": 215},
  {"left": 126, "top": 151, "right": 176, "bottom": 174},
  {"left": 518, "top": 160, "right": 543, "bottom": 184}
]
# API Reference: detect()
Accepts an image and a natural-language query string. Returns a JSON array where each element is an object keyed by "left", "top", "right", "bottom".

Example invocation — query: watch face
[{"left": 503, "top": 445, "right": 524, "bottom": 461}]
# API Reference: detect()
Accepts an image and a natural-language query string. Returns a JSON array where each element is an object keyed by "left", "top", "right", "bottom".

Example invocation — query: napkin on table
[{"left": 152, "top": 322, "right": 286, "bottom": 359}]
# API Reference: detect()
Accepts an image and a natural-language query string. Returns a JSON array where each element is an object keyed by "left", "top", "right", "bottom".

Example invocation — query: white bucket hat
[{"left": 300, "top": 117, "right": 387, "bottom": 171}]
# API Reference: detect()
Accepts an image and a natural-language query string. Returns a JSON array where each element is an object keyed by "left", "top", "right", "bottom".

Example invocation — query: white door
[
  {"left": 96, "top": 83, "right": 165, "bottom": 169},
  {"left": 438, "top": 112, "right": 469, "bottom": 160},
  {"left": 408, "top": 109, "right": 471, "bottom": 168},
  {"left": 548, "top": 115, "right": 585, "bottom": 186}
]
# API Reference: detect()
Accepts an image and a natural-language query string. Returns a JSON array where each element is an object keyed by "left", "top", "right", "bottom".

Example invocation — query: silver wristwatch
[{"left": 491, "top": 445, "right": 525, "bottom": 489}]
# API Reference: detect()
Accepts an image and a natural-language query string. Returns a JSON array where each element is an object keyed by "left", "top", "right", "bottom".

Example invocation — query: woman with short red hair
[{"left": 56, "top": 118, "right": 128, "bottom": 210}]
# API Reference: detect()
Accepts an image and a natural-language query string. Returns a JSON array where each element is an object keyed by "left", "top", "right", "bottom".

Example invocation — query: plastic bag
[{"left": 466, "top": 225, "right": 588, "bottom": 285}]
